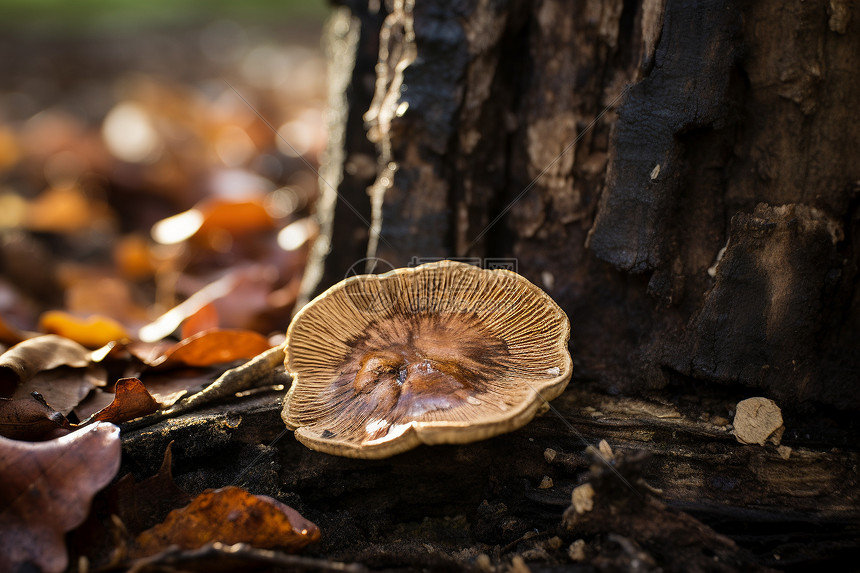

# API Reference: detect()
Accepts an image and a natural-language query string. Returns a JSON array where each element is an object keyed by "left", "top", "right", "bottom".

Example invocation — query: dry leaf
[
  {"left": 131, "top": 486, "right": 319, "bottom": 559},
  {"left": 12, "top": 365, "right": 106, "bottom": 415},
  {"left": 39, "top": 310, "right": 130, "bottom": 348},
  {"left": 150, "top": 198, "right": 274, "bottom": 248},
  {"left": 0, "top": 335, "right": 93, "bottom": 398},
  {"left": 151, "top": 329, "right": 271, "bottom": 369},
  {"left": 0, "top": 396, "right": 70, "bottom": 440},
  {"left": 0, "top": 422, "right": 121, "bottom": 573},
  {"left": 89, "top": 377, "right": 159, "bottom": 424},
  {"left": 181, "top": 303, "right": 219, "bottom": 340}
]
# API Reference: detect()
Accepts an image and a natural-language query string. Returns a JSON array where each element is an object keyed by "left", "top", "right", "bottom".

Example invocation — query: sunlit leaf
[
  {"left": 138, "top": 273, "right": 239, "bottom": 343},
  {"left": 181, "top": 303, "right": 219, "bottom": 340},
  {"left": 196, "top": 198, "right": 274, "bottom": 238},
  {"left": 277, "top": 217, "right": 318, "bottom": 251},
  {"left": 151, "top": 329, "right": 271, "bottom": 369},
  {"left": 88, "top": 377, "right": 159, "bottom": 424},
  {"left": 39, "top": 310, "right": 130, "bottom": 348},
  {"left": 131, "top": 486, "right": 319, "bottom": 559}
]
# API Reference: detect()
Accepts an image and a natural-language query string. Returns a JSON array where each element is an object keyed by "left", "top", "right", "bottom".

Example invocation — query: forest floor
[{"left": 1, "top": 16, "right": 858, "bottom": 573}]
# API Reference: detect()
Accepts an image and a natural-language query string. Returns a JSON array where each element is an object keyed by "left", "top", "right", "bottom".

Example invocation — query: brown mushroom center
[
  {"left": 319, "top": 313, "right": 514, "bottom": 443},
  {"left": 353, "top": 348, "right": 477, "bottom": 417}
]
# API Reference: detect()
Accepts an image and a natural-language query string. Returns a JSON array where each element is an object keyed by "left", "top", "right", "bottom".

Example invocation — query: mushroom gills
[
  {"left": 281, "top": 260, "right": 573, "bottom": 458},
  {"left": 314, "top": 315, "right": 515, "bottom": 444}
]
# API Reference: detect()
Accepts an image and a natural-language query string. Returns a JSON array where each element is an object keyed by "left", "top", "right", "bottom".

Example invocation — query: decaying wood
[{"left": 120, "top": 376, "right": 859, "bottom": 571}]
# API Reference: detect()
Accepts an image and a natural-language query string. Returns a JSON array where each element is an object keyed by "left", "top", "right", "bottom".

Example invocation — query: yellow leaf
[{"left": 39, "top": 311, "right": 130, "bottom": 348}]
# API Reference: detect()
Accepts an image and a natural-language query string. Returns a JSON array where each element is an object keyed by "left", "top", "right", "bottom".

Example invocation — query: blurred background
[{"left": 0, "top": 0, "right": 330, "bottom": 345}]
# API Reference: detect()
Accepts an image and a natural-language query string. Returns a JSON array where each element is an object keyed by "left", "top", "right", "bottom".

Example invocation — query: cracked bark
[{"left": 304, "top": 0, "right": 860, "bottom": 406}]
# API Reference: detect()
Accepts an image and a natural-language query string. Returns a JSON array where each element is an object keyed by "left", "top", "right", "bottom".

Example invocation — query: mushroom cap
[{"left": 281, "top": 260, "right": 572, "bottom": 458}]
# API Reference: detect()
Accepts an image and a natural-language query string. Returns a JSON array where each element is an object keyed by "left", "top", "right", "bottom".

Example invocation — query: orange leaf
[
  {"left": 152, "top": 329, "right": 271, "bottom": 369},
  {"left": 180, "top": 303, "right": 219, "bottom": 340},
  {"left": 197, "top": 199, "right": 275, "bottom": 238},
  {"left": 39, "top": 311, "right": 130, "bottom": 348},
  {"left": 131, "top": 486, "right": 319, "bottom": 559},
  {"left": 0, "top": 422, "right": 121, "bottom": 573},
  {"left": 90, "top": 377, "right": 159, "bottom": 424}
]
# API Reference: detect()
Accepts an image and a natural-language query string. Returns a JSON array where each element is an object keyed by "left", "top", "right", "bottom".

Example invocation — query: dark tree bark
[
  {"left": 121, "top": 2, "right": 860, "bottom": 571},
  {"left": 305, "top": 0, "right": 860, "bottom": 407}
]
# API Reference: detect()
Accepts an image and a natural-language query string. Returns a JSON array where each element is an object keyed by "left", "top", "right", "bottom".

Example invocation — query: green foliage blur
[{"left": 0, "top": 0, "right": 327, "bottom": 33}]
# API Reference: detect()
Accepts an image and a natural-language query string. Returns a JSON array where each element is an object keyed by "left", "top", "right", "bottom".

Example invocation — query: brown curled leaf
[
  {"left": 0, "top": 334, "right": 92, "bottom": 397},
  {"left": 12, "top": 365, "right": 106, "bottom": 415},
  {"left": 89, "top": 377, "right": 159, "bottom": 424},
  {"left": 0, "top": 396, "right": 70, "bottom": 440},
  {"left": 151, "top": 329, "right": 271, "bottom": 370},
  {"left": 0, "top": 422, "right": 121, "bottom": 573},
  {"left": 131, "top": 486, "right": 320, "bottom": 559}
]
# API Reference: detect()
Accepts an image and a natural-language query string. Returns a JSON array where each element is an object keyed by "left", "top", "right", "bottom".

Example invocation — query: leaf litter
[
  {"left": 0, "top": 422, "right": 121, "bottom": 573},
  {"left": 0, "top": 16, "right": 328, "bottom": 571}
]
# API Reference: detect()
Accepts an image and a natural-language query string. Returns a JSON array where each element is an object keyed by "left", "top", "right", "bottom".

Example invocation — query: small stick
[{"left": 122, "top": 346, "right": 288, "bottom": 431}]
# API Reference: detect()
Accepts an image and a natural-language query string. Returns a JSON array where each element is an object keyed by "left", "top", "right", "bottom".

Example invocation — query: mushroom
[{"left": 281, "top": 260, "right": 572, "bottom": 458}]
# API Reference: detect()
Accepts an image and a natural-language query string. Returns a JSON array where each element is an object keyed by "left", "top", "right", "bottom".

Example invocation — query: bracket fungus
[{"left": 281, "top": 260, "right": 572, "bottom": 458}]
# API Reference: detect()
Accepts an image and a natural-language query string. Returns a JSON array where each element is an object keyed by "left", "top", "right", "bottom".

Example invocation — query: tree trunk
[
  {"left": 123, "top": 1, "right": 860, "bottom": 571},
  {"left": 306, "top": 0, "right": 860, "bottom": 408}
]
